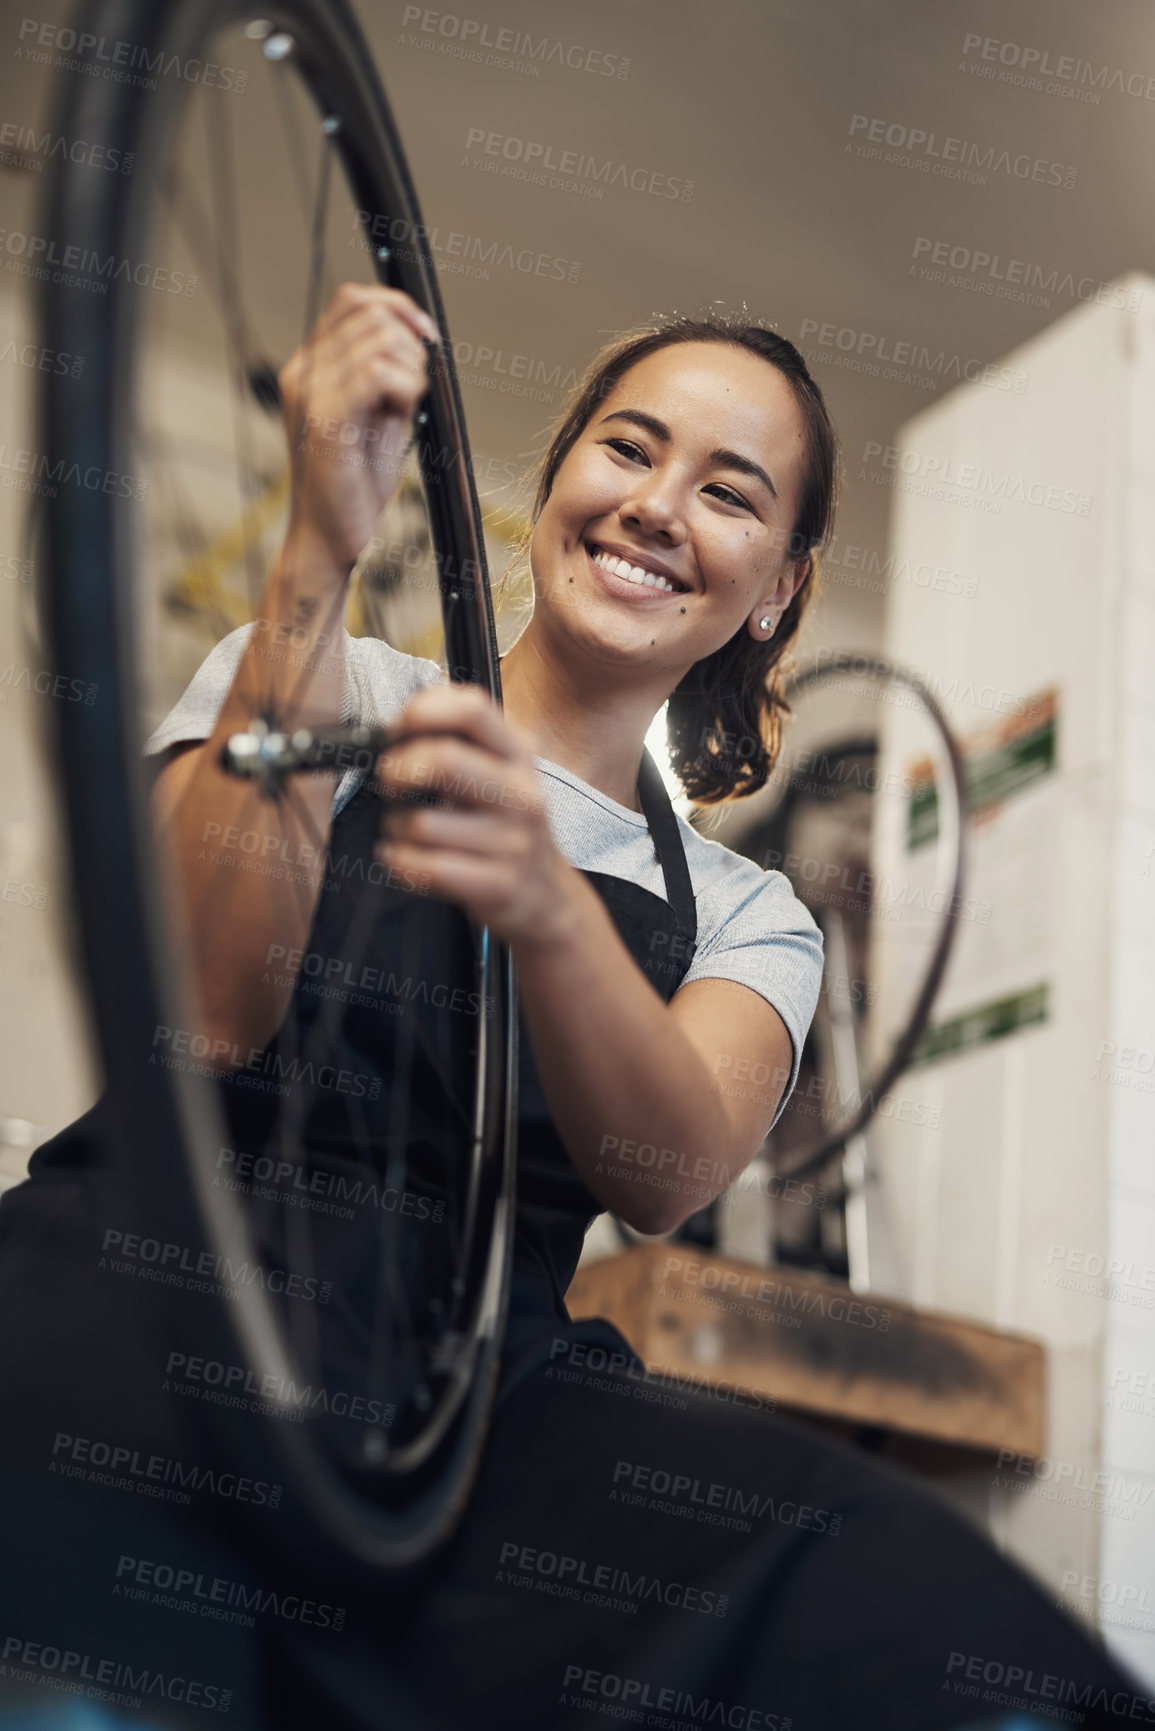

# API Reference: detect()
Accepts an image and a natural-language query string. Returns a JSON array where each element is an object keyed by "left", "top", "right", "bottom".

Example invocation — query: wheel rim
[{"left": 40, "top": 0, "right": 518, "bottom": 1577}]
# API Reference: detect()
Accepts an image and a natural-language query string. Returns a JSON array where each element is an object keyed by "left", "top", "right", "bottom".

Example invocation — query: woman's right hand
[{"left": 278, "top": 281, "right": 440, "bottom": 573}]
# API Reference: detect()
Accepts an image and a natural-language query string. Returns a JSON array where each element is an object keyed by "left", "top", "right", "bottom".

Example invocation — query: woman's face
[{"left": 528, "top": 341, "right": 812, "bottom": 682}]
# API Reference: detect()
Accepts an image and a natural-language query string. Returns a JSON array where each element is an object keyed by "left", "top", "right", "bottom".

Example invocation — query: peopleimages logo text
[
  {"left": 1, "top": 1637, "right": 231, "bottom": 1714},
  {"left": 560, "top": 1667, "right": 787, "bottom": 1730},
  {"left": 100, "top": 1227, "right": 332, "bottom": 1306},
  {"left": 960, "top": 33, "right": 1155, "bottom": 102},
  {"left": 861, "top": 442, "right": 1092, "bottom": 516},
  {"left": 0, "top": 119, "right": 133, "bottom": 173},
  {"left": 463, "top": 128, "right": 693, "bottom": 200},
  {"left": 0, "top": 227, "right": 196, "bottom": 295},
  {"left": 847, "top": 114, "right": 1077, "bottom": 187},
  {"left": 497, "top": 1541, "right": 728, "bottom": 1618},
  {"left": 910, "top": 237, "right": 1142, "bottom": 311},
  {"left": 115, "top": 1554, "right": 346, "bottom": 1631},
  {"left": 16, "top": 17, "right": 247, "bottom": 91},
  {"left": 400, "top": 8, "right": 631, "bottom": 78},
  {"left": 50, "top": 1430, "right": 282, "bottom": 1510}
]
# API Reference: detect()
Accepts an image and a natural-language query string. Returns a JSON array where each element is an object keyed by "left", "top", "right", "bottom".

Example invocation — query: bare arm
[
  {"left": 513, "top": 889, "right": 795, "bottom": 1234},
  {"left": 152, "top": 283, "right": 440, "bottom": 1059},
  {"left": 374, "top": 684, "right": 801, "bottom": 1234},
  {"left": 151, "top": 526, "right": 351, "bottom": 1059}
]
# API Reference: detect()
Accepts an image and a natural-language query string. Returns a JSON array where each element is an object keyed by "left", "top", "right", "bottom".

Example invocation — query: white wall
[{"left": 872, "top": 274, "right": 1155, "bottom": 1684}]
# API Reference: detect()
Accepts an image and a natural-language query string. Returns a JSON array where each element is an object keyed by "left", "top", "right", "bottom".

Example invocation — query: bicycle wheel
[
  {"left": 611, "top": 649, "right": 968, "bottom": 1272},
  {"left": 38, "top": 0, "right": 517, "bottom": 1583},
  {"left": 748, "top": 651, "right": 970, "bottom": 1185}
]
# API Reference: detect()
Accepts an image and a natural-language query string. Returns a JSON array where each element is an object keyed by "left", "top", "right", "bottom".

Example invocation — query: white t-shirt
[{"left": 144, "top": 626, "right": 825, "bottom": 1134}]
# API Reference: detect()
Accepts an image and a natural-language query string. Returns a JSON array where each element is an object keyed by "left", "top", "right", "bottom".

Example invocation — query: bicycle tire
[
  {"left": 769, "top": 651, "right": 969, "bottom": 1183},
  {"left": 38, "top": 0, "right": 518, "bottom": 1583}
]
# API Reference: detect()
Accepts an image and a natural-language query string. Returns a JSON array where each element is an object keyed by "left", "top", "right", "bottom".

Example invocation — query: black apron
[
  {"left": 197, "top": 745, "right": 699, "bottom": 1408},
  {"left": 0, "top": 752, "right": 1141, "bottom": 1731}
]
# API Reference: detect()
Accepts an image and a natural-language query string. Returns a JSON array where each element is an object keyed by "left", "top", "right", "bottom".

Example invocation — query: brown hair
[{"left": 508, "top": 312, "right": 838, "bottom": 802}]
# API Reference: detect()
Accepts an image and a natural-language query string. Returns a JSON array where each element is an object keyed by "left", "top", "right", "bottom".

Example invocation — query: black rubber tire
[
  {"left": 771, "top": 652, "right": 969, "bottom": 1182},
  {"left": 37, "top": 0, "right": 518, "bottom": 1585}
]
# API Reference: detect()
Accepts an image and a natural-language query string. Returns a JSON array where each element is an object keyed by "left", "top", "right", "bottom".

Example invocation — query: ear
[{"left": 746, "top": 554, "right": 811, "bottom": 641}]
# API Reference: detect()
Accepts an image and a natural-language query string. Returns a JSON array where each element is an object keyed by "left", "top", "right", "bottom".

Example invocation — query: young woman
[{"left": 0, "top": 286, "right": 1142, "bottom": 1730}]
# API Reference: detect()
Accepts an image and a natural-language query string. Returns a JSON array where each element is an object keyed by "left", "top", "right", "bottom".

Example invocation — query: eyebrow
[{"left": 596, "top": 408, "right": 779, "bottom": 502}]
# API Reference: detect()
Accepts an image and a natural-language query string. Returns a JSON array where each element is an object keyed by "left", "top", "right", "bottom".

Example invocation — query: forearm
[
  {"left": 151, "top": 281, "right": 439, "bottom": 1058},
  {"left": 155, "top": 528, "right": 353, "bottom": 1058},
  {"left": 369, "top": 697, "right": 777, "bottom": 1230},
  {"left": 511, "top": 871, "right": 736, "bottom": 1232}
]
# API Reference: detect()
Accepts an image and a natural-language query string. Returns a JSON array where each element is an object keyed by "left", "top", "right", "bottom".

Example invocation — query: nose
[{"left": 619, "top": 470, "right": 687, "bottom": 547}]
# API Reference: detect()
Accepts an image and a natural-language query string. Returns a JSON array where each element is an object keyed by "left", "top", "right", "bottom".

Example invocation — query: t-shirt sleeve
[
  {"left": 141, "top": 624, "right": 446, "bottom": 817},
  {"left": 681, "top": 861, "right": 824, "bottom": 1136},
  {"left": 142, "top": 623, "right": 264, "bottom": 759}
]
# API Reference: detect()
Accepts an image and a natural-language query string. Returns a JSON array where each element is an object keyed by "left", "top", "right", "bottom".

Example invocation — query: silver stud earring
[{"left": 760, "top": 615, "right": 774, "bottom": 633}]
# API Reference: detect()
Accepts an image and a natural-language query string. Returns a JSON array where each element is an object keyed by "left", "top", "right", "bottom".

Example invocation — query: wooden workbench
[{"left": 566, "top": 1245, "right": 1045, "bottom": 1474}]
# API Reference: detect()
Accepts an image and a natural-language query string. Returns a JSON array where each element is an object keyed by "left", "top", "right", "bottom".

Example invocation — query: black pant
[{"left": 0, "top": 1149, "right": 1146, "bottom": 1730}]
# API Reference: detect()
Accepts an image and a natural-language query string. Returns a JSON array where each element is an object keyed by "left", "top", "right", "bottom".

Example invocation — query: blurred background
[{"left": 0, "top": 0, "right": 1153, "bottom": 1693}]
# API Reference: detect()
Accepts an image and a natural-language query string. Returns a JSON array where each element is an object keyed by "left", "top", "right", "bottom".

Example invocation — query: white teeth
[{"left": 590, "top": 546, "right": 681, "bottom": 594}]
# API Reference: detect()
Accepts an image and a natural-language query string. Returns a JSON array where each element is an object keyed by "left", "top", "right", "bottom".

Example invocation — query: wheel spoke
[
  {"left": 266, "top": 50, "right": 318, "bottom": 229},
  {"left": 202, "top": 107, "right": 271, "bottom": 645}
]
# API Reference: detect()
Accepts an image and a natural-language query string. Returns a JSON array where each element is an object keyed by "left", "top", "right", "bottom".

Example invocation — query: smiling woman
[
  {"left": 4, "top": 277, "right": 1142, "bottom": 1729},
  {"left": 145, "top": 296, "right": 830, "bottom": 1265},
  {"left": 509, "top": 317, "right": 836, "bottom": 804},
  {"left": 124, "top": 288, "right": 1139, "bottom": 1726}
]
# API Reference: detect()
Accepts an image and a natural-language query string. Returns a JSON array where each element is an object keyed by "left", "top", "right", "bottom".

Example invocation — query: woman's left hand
[{"left": 374, "top": 682, "right": 575, "bottom": 947}]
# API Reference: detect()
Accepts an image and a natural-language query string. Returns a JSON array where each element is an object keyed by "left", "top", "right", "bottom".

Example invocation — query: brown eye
[{"left": 704, "top": 482, "right": 751, "bottom": 510}]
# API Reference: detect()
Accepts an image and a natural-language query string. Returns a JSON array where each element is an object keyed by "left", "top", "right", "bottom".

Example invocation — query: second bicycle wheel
[{"left": 38, "top": 0, "right": 517, "bottom": 1582}]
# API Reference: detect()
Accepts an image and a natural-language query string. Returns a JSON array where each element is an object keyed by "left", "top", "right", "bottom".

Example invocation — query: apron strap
[{"left": 637, "top": 748, "right": 697, "bottom": 946}]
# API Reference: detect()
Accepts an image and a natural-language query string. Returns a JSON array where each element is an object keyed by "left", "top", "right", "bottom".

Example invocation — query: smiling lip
[{"left": 585, "top": 541, "right": 691, "bottom": 598}]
